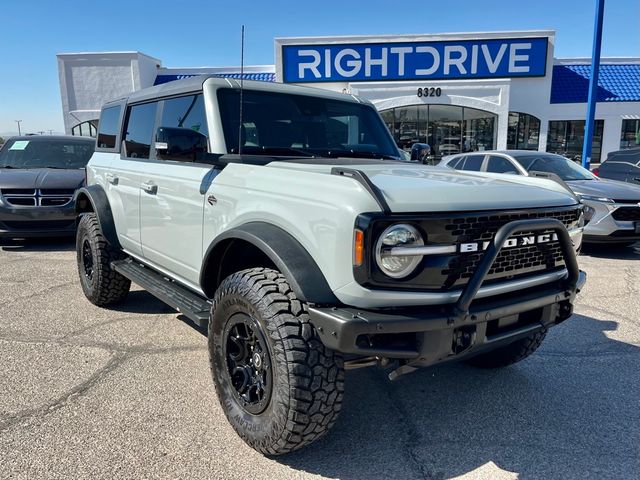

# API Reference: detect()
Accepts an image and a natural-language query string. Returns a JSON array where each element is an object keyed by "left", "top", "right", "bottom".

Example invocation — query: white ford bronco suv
[{"left": 75, "top": 75, "right": 586, "bottom": 455}]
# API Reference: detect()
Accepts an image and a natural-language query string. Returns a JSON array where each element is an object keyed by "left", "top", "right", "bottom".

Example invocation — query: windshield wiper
[
  {"left": 0, "top": 165, "right": 15, "bottom": 168},
  {"left": 322, "top": 149, "right": 400, "bottom": 161}
]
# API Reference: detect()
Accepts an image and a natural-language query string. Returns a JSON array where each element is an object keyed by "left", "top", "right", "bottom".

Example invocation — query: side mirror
[{"left": 155, "top": 127, "right": 208, "bottom": 162}]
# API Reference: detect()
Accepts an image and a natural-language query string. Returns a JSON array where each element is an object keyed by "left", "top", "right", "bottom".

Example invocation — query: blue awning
[
  {"left": 550, "top": 64, "right": 640, "bottom": 103},
  {"left": 154, "top": 73, "right": 276, "bottom": 86}
]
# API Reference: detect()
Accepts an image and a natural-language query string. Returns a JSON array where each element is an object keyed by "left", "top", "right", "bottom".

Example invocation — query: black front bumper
[
  {"left": 308, "top": 218, "right": 585, "bottom": 367},
  {"left": 0, "top": 203, "right": 77, "bottom": 238}
]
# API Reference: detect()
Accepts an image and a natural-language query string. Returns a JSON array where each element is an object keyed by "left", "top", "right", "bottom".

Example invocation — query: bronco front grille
[
  {"left": 443, "top": 209, "right": 579, "bottom": 240},
  {"left": 0, "top": 188, "right": 74, "bottom": 208},
  {"left": 360, "top": 206, "right": 582, "bottom": 292},
  {"left": 444, "top": 242, "right": 564, "bottom": 280},
  {"left": 438, "top": 209, "right": 579, "bottom": 288},
  {"left": 612, "top": 207, "right": 640, "bottom": 221}
]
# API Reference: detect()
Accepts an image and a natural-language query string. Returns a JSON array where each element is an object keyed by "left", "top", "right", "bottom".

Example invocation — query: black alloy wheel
[
  {"left": 81, "top": 239, "right": 94, "bottom": 280},
  {"left": 223, "top": 313, "right": 273, "bottom": 415}
]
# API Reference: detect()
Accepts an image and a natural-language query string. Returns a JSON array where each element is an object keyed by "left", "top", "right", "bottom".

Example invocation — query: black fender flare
[
  {"left": 74, "top": 185, "right": 121, "bottom": 249},
  {"left": 200, "top": 222, "right": 339, "bottom": 305}
]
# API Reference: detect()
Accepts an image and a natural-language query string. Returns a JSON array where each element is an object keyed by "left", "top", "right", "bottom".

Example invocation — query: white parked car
[{"left": 440, "top": 150, "right": 640, "bottom": 245}]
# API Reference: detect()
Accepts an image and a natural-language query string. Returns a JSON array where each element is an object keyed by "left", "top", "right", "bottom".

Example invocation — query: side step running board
[{"left": 112, "top": 258, "right": 210, "bottom": 329}]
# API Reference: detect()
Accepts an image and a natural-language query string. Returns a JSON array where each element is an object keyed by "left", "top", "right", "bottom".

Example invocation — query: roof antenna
[{"left": 238, "top": 24, "right": 245, "bottom": 155}]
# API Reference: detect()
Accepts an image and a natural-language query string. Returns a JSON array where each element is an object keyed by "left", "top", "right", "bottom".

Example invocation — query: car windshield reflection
[
  {"left": 512, "top": 153, "right": 596, "bottom": 181},
  {"left": 0, "top": 138, "right": 95, "bottom": 170}
]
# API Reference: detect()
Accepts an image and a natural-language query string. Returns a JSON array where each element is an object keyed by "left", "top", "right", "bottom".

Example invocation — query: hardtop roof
[{"left": 103, "top": 75, "right": 367, "bottom": 108}]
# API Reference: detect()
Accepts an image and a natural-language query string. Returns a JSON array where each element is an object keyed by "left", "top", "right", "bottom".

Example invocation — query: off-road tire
[
  {"left": 209, "top": 267, "right": 344, "bottom": 455},
  {"left": 466, "top": 329, "right": 547, "bottom": 368},
  {"left": 76, "top": 213, "right": 130, "bottom": 306}
]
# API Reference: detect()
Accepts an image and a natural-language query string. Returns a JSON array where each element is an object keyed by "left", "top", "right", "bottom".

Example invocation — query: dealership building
[{"left": 57, "top": 30, "right": 639, "bottom": 162}]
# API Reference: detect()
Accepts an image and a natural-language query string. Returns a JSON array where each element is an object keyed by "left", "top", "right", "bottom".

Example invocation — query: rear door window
[
  {"left": 124, "top": 102, "right": 158, "bottom": 159},
  {"left": 486, "top": 155, "right": 518, "bottom": 174},
  {"left": 461, "top": 154, "right": 485, "bottom": 171}
]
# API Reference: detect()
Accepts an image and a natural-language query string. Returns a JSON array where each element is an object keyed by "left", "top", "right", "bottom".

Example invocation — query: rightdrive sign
[{"left": 282, "top": 37, "right": 548, "bottom": 83}]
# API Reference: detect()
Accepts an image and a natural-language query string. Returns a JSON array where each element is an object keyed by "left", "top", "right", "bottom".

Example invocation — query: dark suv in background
[
  {"left": 0, "top": 135, "right": 95, "bottom": 238},
  {"left": 594, "top": 148, "right": 640, "bottom": 185}
]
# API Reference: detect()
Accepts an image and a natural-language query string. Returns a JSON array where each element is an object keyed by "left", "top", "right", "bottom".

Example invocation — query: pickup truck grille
[
  {"left": 0, "top": 188, "right": 74, "bottom": 208},
  {"left": 364, "top": 206, "right": 582, "bottom": 291}
]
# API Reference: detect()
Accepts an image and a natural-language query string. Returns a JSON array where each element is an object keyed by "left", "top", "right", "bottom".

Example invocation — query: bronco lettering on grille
[{"left": 459, "top": 232, "right": 559, "bottom": 253}]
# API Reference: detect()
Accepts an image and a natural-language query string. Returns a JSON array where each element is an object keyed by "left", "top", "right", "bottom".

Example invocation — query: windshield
[
  {"left": 217, "top": 89, "right": 401, "bottom": 161},
  {"left": 0, "top": 138, "right": 95, "bottom": 169},
  {"left": 512, "top": 153, "right": 596, "bottom": 181}
]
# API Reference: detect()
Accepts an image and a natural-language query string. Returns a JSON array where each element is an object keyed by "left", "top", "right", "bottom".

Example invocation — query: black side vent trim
[{"left": 331, "top": 167, "right": 391, "bottom": 214}]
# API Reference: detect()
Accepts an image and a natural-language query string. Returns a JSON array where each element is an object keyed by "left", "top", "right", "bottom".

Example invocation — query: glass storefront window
[
  {"left": 546, "top": 120, "right": 604, "bottom": 162},
  {"left": 620, "top": 119, "right": 640, "bottom": 149},
  {"left": 463, "top": 108, "right": 496, "bottom": 153},
  {"left": 395, "top": 105, "right": 418, "bottom": 151},
  {"left": 507, "top": 112, "right": 540, "bottom": 150},
  {"left": 379, "top": 105, "right": 496, "bottom": 160},
  {"left": 429, "top": 105, "right": 462, "bottom": 157}
]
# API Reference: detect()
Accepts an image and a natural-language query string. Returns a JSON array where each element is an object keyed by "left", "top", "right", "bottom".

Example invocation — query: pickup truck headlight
[{"left": 375, "top": 224, "right": 424, "bottom": 278}]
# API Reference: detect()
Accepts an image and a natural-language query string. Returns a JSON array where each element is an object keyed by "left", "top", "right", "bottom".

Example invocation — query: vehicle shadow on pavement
[
  {"left": 108, "top": 289, "right": 179, "bottom": 315},
  {"left": 280, "top": 314, "right": 640, "bottom": 480},
  {"left": 0, "top": 237, "right": 76, "bottom": 252},
  {"left": 581, "top": 242, "right": 640, "bottom": 260}
]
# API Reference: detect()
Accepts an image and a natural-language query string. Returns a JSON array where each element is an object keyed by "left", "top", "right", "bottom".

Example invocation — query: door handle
[
  {"left": 140, "top": 182, "right": 158, "bottom": 194},
  {"left": 105, "top": 173, "right": 119, "bottom": 185}
]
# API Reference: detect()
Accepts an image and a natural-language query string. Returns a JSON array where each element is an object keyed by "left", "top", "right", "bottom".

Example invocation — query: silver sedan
[{"left": 439, "top": 150, "right": 640, "bottom": 245}]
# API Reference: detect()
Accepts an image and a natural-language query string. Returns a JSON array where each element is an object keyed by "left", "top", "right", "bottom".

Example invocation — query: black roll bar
[{"left": 452, "top": 218, "right": 580, "bottom": 320}]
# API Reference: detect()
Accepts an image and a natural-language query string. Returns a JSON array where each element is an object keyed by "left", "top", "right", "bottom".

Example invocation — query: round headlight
[{"left": 375, "top": 224, "right": 424, "bottom": 278}]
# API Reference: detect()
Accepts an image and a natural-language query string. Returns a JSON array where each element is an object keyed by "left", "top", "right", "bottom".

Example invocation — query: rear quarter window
[{"left": 97, "top": 106, "right": 122, "bottom": 150}]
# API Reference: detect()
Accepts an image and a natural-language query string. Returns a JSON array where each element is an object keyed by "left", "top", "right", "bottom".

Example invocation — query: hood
[
  {"left": 0, "top": 168, "right": 85, "bottom": 190},
  {"left": 270, "top": 162, "right": 578, "bottom": 212},
  {"left": 568, "top": 178, "right": 640, "bottom": 202}
]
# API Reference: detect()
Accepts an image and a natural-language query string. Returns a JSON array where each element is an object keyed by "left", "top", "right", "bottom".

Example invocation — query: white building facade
[{"left": 57, "top": 30, "right": 640, "bottom": 162}]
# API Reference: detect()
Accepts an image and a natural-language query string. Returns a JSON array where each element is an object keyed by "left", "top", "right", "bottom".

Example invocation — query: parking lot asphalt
[{"left": 0, "top": 238, "right": 639, "bottom": 480}]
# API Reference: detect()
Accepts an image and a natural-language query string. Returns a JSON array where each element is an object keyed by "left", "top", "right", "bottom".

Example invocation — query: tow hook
[
  {"left": 556, "top": 301, "right": 574, "bottom": 324},
  {"left": 452, "top": 326, "right": 476, "bottom": 355}
]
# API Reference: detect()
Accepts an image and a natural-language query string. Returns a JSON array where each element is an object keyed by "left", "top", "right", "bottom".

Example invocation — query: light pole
[
  {"left": 582, "top": 0, "right": 605, "bottom": 170},
  {"left": 15, "top": 120, "right": 22, "bottom": 136}
]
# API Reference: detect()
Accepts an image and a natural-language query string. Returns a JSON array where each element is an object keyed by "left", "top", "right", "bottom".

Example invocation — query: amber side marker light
[{"left": 353, "top": 229, "right": 364, "bottom": 266}]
